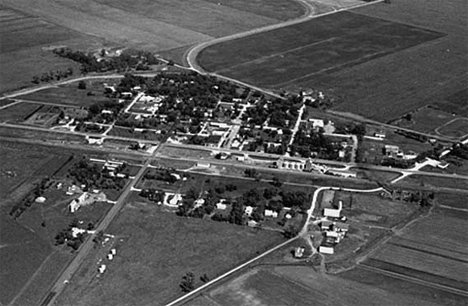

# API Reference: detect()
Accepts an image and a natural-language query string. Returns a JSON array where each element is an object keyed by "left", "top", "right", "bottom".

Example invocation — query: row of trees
[
  {"left": 68, "top": 158, "right": 127, "bottom": 191},
  {"left": 9, "top": 177, "right": 51, "bottom": 219},
  {"left": 31, "top": 68, "right": 74, "bottom": 84}
]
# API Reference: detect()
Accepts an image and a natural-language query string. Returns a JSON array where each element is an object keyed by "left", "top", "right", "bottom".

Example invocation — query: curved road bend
[
  {"left": 164, "top": 185, "right": 383, "bottom": 306},
  {"left": 185, "top": 0, "right": 385, "bottom": 76}
]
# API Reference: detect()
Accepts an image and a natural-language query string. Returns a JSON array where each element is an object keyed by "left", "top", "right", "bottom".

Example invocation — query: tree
[
  {"left": 244, "top": 168, "right": 258, "bottom": 178},
  {"left": 180, "top": 272, "right": 195, "bottom": 292},
  {"left": 78, "top": 80, "right": 87, "bottom": 90},
  {"left": 200, "top": 273, "right": 210, "bottom": 283}
]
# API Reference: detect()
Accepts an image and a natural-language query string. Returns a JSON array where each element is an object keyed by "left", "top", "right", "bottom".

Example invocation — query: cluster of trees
[
  {"left": 52, "top": 48, "right": 160, "bottom": 74},
  {"left": 381, "top": 157, "right": 414, "bottom": 169},
  {"left": 143, "top": 169, "right": 180, "bottom": 184},
  {"left": 242, "top": 96, "right": 300, "bottom": 128},
  {"left": 179, "top": 272, "right": 210, "bottom": 293},
  {"left": 139, "top": 188, "right": 165, "bottom": 203},
  {"left": 68, "top": 158, "right": 127, "bottom": 191},
  {"left": 9, "top": 177, "right": 51, "bottom": 219},
  {"left": 175, "top": 179, "right": 309, "bottom": 227},
  {"left": 449, "top": 144, "right": 468, "bottom": 160},
  {"left": 31, "top": 68, "right": 74, "bottom": 84},
  {"left": 55, "top": 219, "right": 94, "bottom": 251},
  {"left": 290, "top": 129, "right": 341, "bottom": 160}
]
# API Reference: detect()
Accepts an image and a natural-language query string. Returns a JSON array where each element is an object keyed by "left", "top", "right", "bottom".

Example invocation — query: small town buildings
[
  {"left": 264, "top": 210, "right": 278, "bottom": 218},
  {"left": 321, "top": 220, "right": 333, "bottom": 231},
  {"left": 194, "top": 198, "right": 205, "bottom": 208},
  {"left": 308, "top": 119, "right": 324, "bottom": 129},
  {"left": 216, "top": 203, "right": 227, "bottom": 210},
  {"left": 294, "top": 247, "right": 305, "bottom": 258},
  {"left": 35, "top": 196, "right": 46, "bottom": 203},
  {"left": 324, "top": 208, "right": 341, "bottom": 218},
  {"left": 69, "top": 192, "right": 90, "bottom": 213},
  {"left": 247, "top": 220, "right": 258, "bottom": 227},
  {"left": 334, "top": 222, "right": 349, "bottom": 233},
  {"left": 196, "top": 162, "right": 210, "bottom": 168},
  {"left": 319, "top": 245, "right": 334, "bottom": 254},
  {"left": 110, "top": 248, "right": 117, "bottom": 255},
  {"left": 107, "top": 253, "right": 114, "bottom": 261},
  {"left": 244, "top": 206, "right": 253, "bottom": 217},
  {"left": 98, "top": 264, "right": 107, "bottom": 274}
]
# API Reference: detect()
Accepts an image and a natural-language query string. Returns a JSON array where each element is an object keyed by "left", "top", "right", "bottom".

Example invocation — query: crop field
[
  {"left": 433, "top": 88, "right": 468, "bottom": 117},
  {"left": 361, "top": 202, "right": 468, "bottom": 295},
  {"left": 198, "top": 265, "right": 454, "bottom": 306},
  {"left": 209, "top": 268, "right": 327, "bottom": 306},
  {"left": 0, "top": 6, "right": 107, "bottom": 94},
  {"left": 199, "top": 0, "right": 466, "bottom": 123},
  {"left": 2, "top": 0, "right": 304, "bottom": 63},
  {"left": 55, "top": 205, "right": 284, "bottom": 306}
]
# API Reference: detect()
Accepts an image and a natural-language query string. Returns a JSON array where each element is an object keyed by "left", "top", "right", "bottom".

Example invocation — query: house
[
  {"left": 308, "top": 119, "right": 324, "bottom": 129},
  {"left": 384, "top": 145, "right": 400, "bottom": 156},
  {"left": 321, "top": 220, "right": 333, "bottom": 231},
  {"left": 294, "top": 247, "right": 305, "bottom": 258},
  {"left": 324, "top": 208, "right": 341, "bottom": 218},
  {"left": 265, "top": 210, "right": 278, "bottom": 218},
  {"left": 35, "top": 196, "right": 46, "bottom": 203},
  {"left": 244, "top": 206, "right": 253, "bottom": 216},
  {"left": 170, "top": 173, "right": 181, "bottom": 180},
  {"left": 69, "top": 192, "right": 90, "bottom": 213},
  {"left": 98, "top": 264, "right": 107, "bottom": 274},
  {"left": 110, "top": 248, "right": 117, "bottom": 255},
  {"left": 319, "top": 245, "right": 334, "bottom": 254},
  {"left": 216, "top": 203, "right": 227, "bottom": 210},
  {"left": 194, "top": 198, "right": 205, "bottom": 208},
  {"left": 334, "top": 222, "right": 349, "bottom": 233},
  {"left": 121, "top": 92, "right": 133, "bottom": 99},
  {"left": 107, "top": 254, "right": 114, "bottom": 261},
  {"left": 374, "top": 132, "right": 386, "bottom": 139},
  {"left": 247, "top": 220, "right": 258, "bottom": 227},
  {"left": 197, "top": 162, "right": 210, "bottom": 168}
]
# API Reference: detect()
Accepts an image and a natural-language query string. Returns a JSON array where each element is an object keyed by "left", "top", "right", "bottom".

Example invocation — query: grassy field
[
  {"left": 108, "top": 126, "right": 163, "bottom": 141},
  {"left": 55, "top": 205, "right": 285, "bottom": 306},
  {"left": 194, "top": 264, "right": 456, "bottom": 306},
  {"left": 397, "top": 175, "right": 468, "bottom": 190},
  {"left": 209, "top": 268, "right": 327, "bottom": 306},
  {"left": 437, "top": 118, "right": 468, "bottom": 139},
  {"left": 0, "top": 102, "right": 43, "bottom": 123},
  {"left": 18, "top": 79, "right": 120, "bottom": 107},
  {"left": 0, "top": 6, "right": 111, "bottom": 94}
]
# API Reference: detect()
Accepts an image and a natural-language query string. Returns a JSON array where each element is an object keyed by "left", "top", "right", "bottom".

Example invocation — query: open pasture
[
  {"left": 55, "top": 206, "right": 284, "bottom": 306},
  {"left": 437, "top": 118, "right": 468, "bottom": 139},
  {"left": 0, "top": 102, "right": 43, "bottom": 123},
  {"left": 209, "top": 268, "right": 326, "bottom": 306},
  {"left": 18, "top": 79, "right": 119, "bottom": 107}
]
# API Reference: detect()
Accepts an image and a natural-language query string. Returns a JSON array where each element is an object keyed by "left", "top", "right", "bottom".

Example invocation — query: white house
[
  {"left": 324, "top": 208, "right": 341, "bottom": 218},
  {"left": 98, "top": 264, "right": 107, "bottom": 274},
  {"left": 69, "top": 192, "right": 90, "bottom": 213},
  {"left": 319, "top": 245, "right": 334, "bottom": 254},
  {"left": 216, "top": 203, "right": 227, "bottom": 210},
  {"left": 265, "top": 210, "right": 278, "bottom": 218},
  {"left": 244, "top": 206, "right": 253, "bottom": 216}
]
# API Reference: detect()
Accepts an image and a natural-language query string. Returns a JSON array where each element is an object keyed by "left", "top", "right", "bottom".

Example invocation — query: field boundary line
[
  {"left": 215, "top": 37, "right": 337, "bottom": 74},
  {"left": 359, "top": 263, "right": 468, "bottom": 297}
]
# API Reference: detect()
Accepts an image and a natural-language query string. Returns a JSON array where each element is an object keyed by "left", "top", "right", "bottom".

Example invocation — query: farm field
[
  {"left": 397, "top": 175, "right": 468, "bottom": 191},
  {"left": 436, "top": 118, "right": 468, "bottom": 139},
  {"left": 55, "top": 204, "right": 285, "bottom": 306},
  {"left": 198, "top": 0, "right": 466, "bottom": 123},
  {"left": 192, "top": 265, "right": 456, "bottom": 306},
  {"left": 0, "top": 6, "right": 112, "bottom": 94},
  {"left": 1, "top": 0, "right": 305, "bottom": 68},
  {"left": 0, "top": 102, "right": 43, "bottom": 123},
  {"left": 361, "top": 206, "right": 468, "bottom": 293}
]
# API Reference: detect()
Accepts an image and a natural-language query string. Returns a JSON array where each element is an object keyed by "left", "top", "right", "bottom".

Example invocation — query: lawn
[
  {"left": 55, "top": 205, "right": 285, "bottom": 306},
  {"left": 437, "top": 118, "right": 468, "bottom": 139},
  {"left": 397, "top": 175, "right": 468, "bottom": 191}
]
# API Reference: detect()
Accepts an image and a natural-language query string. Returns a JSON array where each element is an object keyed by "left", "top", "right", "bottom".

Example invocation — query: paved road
[{"left": 43, "top": 124, "right": 175, "bottom": 306}]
